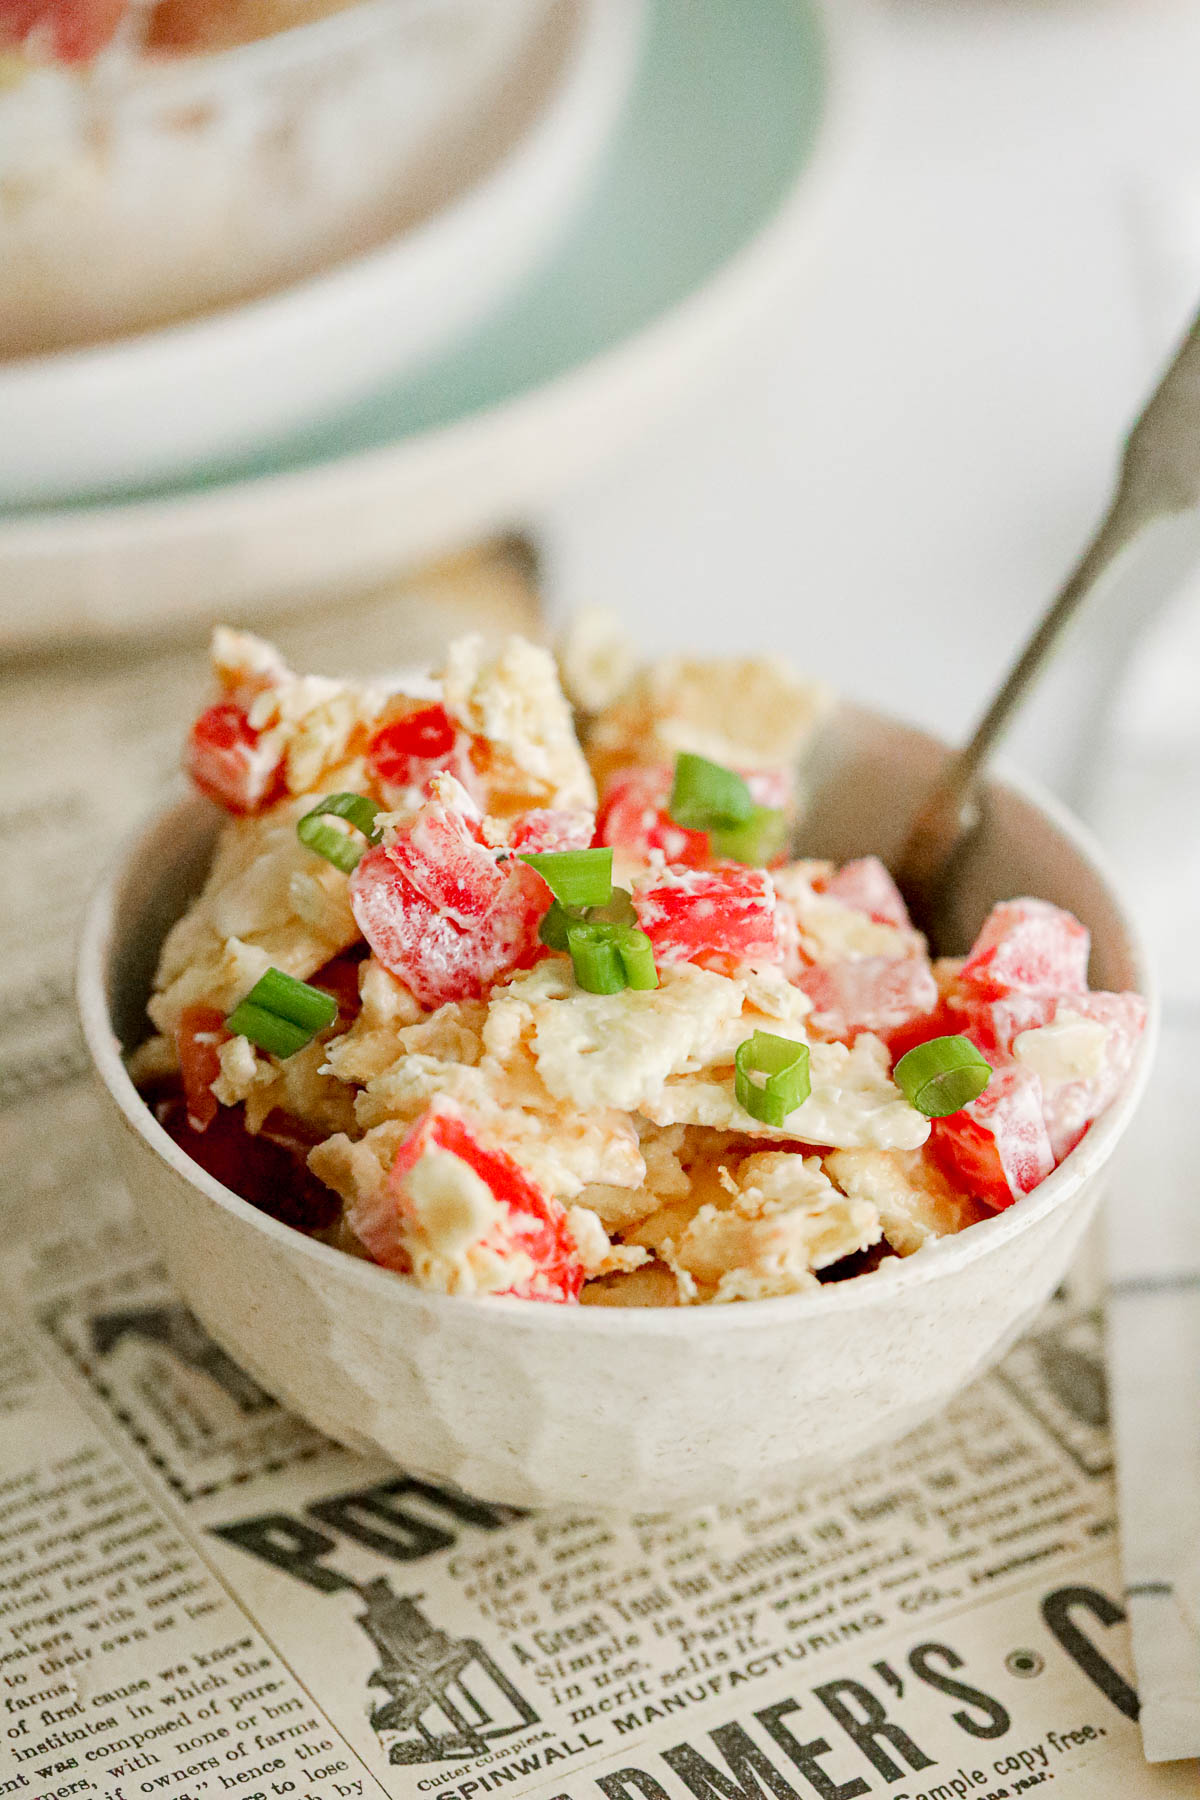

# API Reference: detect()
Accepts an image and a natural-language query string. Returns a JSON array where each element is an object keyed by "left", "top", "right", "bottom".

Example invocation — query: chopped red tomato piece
[
  {"left": 938, "top": 983, "right": 1146, "bottom": 1163},
  {"left": 597, "top": 765, "right": 709, "bottom": 867},
  {"left": 1017, "top": 990, "right": 1147, "bottom": 1161},
  {"left": 174, "top": 1004, "right": 228, "bottom": 1132},
  {"left": 367, "top": 702, "right": 473, "bottom": 802},
  {"left": 959, "top": 898, "right": 1090, "bottom": 999},
  {"left": 1, "top": 0, "right": 127, "bottom": 60},
  {"left": 597, "top": 764, "right": 790, "bottom": 871},
  {"left": 796, "top": 954, "right": 939, "bottom": 1045},
  {"left": 398, "top": 799, "right": 504, "bottom": 927},
  {"left": 504, "top": 809, "right": 595, "bottom": 855},
  {"left": 930, "top": 1066, "right": 1054, "bottom": 1210},
  {"left": 185, "top": 701, "right": 282, "bottom": 815},
  {"left": 884, "top": 1001, "right": 963, "bottom": 1063},
  {"left": 818, "top": 857, "right": 912, "bottom": 929},
  {"left": 945, "top": 989, "right": 1055, "bottom": 1061},
  {"left": 348, "top": 853, "right": 442, "bottom": 1002},
  {"left": 350, "top": 847, "right": 545, "bottom": 1007},
  {"left": 744, "top": 768, "right": 792, "bottom": 813},
  {"left": 349, "top": 1109, "right": 582, "bottom": 1302},
  {"left": 1066, "top": 989, "right": 1147, "bottom": 1069},
  {"left": 632, "top": 864, "right": 784, "bottom": 969},
  {"left": 348, "top": 788, "right": 549, "bottom": 1007}
]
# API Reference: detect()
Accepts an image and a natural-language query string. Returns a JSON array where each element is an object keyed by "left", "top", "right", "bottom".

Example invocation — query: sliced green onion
[
  {"left": 567, "top": 920, "right": 626, "bottom": 994},
  {"left": 539, "top": 886, "right": 637, "bottom": 953},
  {"left": 520, "top": 847, "right": 613, "bottom": 908},
  {"left": 614, "top": 925, "right": 659, "bottom": 990},
  {"left": 222, "top": 1002, "right": 313, "bottom": 1060},
  {"left": 894, "top": 1035, "right": 991, "bottom": 1118},
  {"left": 226, "top": 967, "right": 338, "bottom": 1060},
  {"left": 668, "top": 753, "right": 754, "bottom": 831},
  {"left": 591, "top": 886, "right": 637, "bottom": 927},
  {"left": 297, "top": 792, "right": 383, "bottom": 874},
  {"left": 708, "top": 804, "right": 789, "bottom": 866},
  {"left": 564, "top": 918, "right": 659, "bottom": 995},
  {"left": 539, "top": 899, "right": 577, "bottom": 951},
  {"left": 234, "top": 966, "right": 337, "bottom": 1033},
  {"left": 734, "top": 1030, "right": 811, "bottom": 1127}
]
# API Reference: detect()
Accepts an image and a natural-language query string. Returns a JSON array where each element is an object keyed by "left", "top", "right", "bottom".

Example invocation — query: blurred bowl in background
[
  {"left": 0, "top": 0, "right": 859, "bottom": 647},
  {"left": 0, "top": 0, "right": 643, "bottom": 501},
  {"left": 0, "top": 0, "right": 551, "bottom": 355}
]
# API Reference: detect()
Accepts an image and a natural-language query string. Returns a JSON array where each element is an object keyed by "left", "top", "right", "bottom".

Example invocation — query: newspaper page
[
  {"left": 1, "top": 575, "right": 1196, "bottom": 1800},
  {"left": 4, "top": 1220, "right": 1196, "bottom": 1800}
]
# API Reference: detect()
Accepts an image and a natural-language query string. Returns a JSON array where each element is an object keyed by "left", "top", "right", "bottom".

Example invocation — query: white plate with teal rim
[
  {"left": 0, "top": 0, "right": 873, "bottom": 650},
  {"left": 0, "top": 0, "right": 642, "bottom": 506}
]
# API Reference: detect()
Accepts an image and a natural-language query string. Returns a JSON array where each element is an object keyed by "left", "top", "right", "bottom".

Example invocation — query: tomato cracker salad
[{"left": 128, "top": 626, "right": 1147, "bottom": 1308}]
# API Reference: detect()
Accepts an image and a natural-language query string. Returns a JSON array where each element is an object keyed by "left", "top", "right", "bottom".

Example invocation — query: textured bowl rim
[{"left": 78, "top": 710, "right": 1158, "bottom": 1338}]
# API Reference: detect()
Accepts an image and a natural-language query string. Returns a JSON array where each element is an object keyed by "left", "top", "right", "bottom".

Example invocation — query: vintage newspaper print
[
  {"left": 3, "top": 1207, "right": 1196, "bottom": 1800},
  {"left": 0, "top": 1273, "right": 382, "bottom": 1800}
]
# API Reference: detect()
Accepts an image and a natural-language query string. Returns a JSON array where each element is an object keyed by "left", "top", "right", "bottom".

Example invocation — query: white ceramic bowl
[
  {"left": 0, "top": 0, "right": 643, "bottom": 502},
  {"left": 78, "top": 705, "right": 1154, "bottom": 1510}
]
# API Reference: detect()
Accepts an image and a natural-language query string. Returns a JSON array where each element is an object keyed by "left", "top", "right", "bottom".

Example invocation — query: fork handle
[
  {"left": 897, "top": 494, "right": 1144, "bottom": 900},
  {"left": 895, "top": 302, "right": 1200, "bottom": 919}
]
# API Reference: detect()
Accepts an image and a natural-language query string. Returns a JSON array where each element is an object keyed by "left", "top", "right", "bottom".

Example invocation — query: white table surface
[{"left": 543, "top": 0, "right": 1200, "bottom": 807}]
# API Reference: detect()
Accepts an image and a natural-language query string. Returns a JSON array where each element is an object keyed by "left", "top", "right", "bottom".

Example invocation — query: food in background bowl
[
  {"left": 122, "top": 628, "right": 1147, "bottom": 1311},
  {"left": 2, "top": 0, "right": 357, "bottom": 61},
  {"left": 0, "top": 0, "right": 550, "bottom": 353}
]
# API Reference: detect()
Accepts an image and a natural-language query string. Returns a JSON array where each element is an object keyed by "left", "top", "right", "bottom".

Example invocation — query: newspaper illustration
[
  {"left": 355, "top": 1580, "right": 540, "bottom": 1763},
  {"left": 1, "top": 572, "right": 1197, "bottom": 1800}
]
